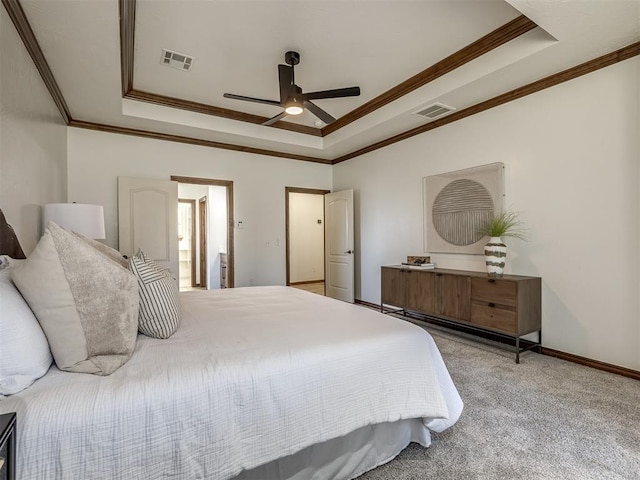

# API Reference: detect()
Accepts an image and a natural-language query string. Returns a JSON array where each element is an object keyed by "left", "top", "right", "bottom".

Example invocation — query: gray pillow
[{"left": 10, "top": 222, "right": 139, "bottom": 375}]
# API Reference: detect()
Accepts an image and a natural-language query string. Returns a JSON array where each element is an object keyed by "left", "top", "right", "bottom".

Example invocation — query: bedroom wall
[
  {"left": 66, "top": 128, "right": 332, "bottom": 287},
  {"left": 0, "top": 8, "right": 67, "bottom": 253},
  {"left": 332, "top": 57, "right": 640, "bottom": 371}
]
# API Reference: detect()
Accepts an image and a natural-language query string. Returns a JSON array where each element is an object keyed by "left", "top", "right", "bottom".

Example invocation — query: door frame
[
  {"left": 285, "top": 187, "right": 330, "bottom": 286},
  {"left": 198, "top": 196, "right": 207, "bottom": 288},
  {"left": 178, "top": 198, "right": 197, "bottom": 287},
  {"left": 171, "top": 175, "right": 235, "bottom": 288}
]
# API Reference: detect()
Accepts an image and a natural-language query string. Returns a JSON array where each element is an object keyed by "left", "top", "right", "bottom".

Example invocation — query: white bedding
[{"left": 0, "top": 286, "right": 462, "bottom": 480}]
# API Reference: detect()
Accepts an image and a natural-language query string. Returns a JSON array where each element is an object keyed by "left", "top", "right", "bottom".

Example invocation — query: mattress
[{"left": 0, "top": 286, "right": 462, "bottom": 479}]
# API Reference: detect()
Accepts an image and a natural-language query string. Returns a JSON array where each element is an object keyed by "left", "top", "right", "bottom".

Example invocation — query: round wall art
[
  {"left": 423, "top": 162, "right": 504, "bottom": 254},
  {"left": 432, "top": 178, "right": 494, "bottom": 246}
]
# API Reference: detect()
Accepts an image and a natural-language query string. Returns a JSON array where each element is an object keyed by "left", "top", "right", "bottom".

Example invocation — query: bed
[{"left": 0, "top": 215, "right": 462, "bottom": 480}]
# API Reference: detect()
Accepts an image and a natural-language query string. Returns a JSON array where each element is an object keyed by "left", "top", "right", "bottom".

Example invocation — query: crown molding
[
  {"left": 125, "top": 89, "right": 322, "bottom": 137},
  {"left": 322, "top": 15, "right": 538, "bottom": 136},
  {"left": 68, "top": 120, "right": 331, "bottom": 164},
  {"left": 119, "top": 0, "right": 135, "bottom": 96},
  {"left": 332, "top": 41, "right": 640, "bottom": 164},
  {"left": 2, "top": 0, "right": 71, "bottom": 124}
]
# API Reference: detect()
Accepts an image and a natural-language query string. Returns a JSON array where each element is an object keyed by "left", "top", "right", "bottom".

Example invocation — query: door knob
[{"left": 344, "top": 250, "right": 354, "bottom": 254}]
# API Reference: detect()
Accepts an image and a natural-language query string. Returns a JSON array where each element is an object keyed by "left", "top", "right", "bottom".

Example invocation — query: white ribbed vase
[{"left": 484, "top": 236, "right": 507, "bottom": 277}]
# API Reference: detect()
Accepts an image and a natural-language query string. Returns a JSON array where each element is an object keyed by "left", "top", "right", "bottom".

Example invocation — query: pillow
[
  {"left": 129, "top": 251, "right": 180, "bottom": 339},
  {"left": 10, "top": 222, "right": 139, "bottom": 375},
  {"left": 0, "top": 257, "right": 53, "bottom": 395},
  {"left": 71, "top": 231, "right": 128, "bottom": 268}
]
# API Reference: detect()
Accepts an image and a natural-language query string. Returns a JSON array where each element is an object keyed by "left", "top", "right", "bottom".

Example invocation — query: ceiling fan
[{"left": 223, "top": 51, "right": 360, "bottom": 126}]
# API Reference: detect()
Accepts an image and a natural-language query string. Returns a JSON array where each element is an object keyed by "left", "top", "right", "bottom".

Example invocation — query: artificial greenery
[{"left": 480, "top": 211, "right": 527, "bottom": 240}]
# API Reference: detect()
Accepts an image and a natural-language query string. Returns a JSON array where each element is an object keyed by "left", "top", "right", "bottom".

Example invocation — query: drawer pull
[
  {"left": 488, "top": 302, "right": 496, "bottom": 308},
  {"left": 488, "top": 279, "right": 496, "bottom": 283}
]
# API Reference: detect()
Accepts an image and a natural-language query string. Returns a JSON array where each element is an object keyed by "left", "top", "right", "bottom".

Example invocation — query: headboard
[{"left": 0, "top": 208, "right": 27, "bottom": 258}]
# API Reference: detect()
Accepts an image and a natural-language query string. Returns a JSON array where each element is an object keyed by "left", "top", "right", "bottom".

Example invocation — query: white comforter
[{"left": 1, "top": 286, "right": 462, "bottom": 480}]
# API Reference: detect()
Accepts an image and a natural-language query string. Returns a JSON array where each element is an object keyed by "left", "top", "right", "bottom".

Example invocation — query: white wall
[
  {"left": 289, "top": 192, "right": 324, "bottom": 283},
  {"left": 66, "top": 128, "right": 332, "bottom": 287},
  {"left": 333, "top": 57, "right": 640, "bottom": 371},
  {"left": 207, "top": 185, "right": 227, "bottom": 289},
  {"left": 0, "top": 8, "right": 67, "bottom": 253}
]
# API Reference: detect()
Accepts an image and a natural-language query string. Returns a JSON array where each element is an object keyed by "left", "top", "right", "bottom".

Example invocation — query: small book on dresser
[{"left": 401, "top": 262, "right": 436, "bottom": 269}]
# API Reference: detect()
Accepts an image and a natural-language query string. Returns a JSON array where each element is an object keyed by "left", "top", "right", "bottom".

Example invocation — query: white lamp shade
[{"left": 43, "top": 203, "right": 106, "bottom": 239}]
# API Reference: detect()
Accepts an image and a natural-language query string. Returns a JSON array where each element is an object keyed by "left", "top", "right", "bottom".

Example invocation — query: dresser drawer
[
  {"left": 471, "top": 277, "right": 517, "bottom": 306},
  {"left": 470, "top": 301, "right": 517, "bottom": 334}
]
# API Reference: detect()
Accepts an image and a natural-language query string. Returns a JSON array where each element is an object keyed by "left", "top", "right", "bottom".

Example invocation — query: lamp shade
[{"left": 43, "top": 203, "right": 106, "bottom": 239}]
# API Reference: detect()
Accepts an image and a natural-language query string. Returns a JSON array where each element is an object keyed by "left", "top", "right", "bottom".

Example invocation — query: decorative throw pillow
[
  {"left": 129, "top": 251, "right": 181, "bottom": 339},
  {"left": 0, "top": 257, "right": 53, "bottom": 395},
  {"left": 10, "top": 222, "right": 139, "bottom": 375},
  {"left": 71, "top": 231, "right": 128, "bottom": 268}
]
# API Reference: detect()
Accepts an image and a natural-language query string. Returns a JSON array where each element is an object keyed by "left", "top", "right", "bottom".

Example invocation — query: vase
[{"left": 484, "top": 236, "right": 507, "bottom": 277}]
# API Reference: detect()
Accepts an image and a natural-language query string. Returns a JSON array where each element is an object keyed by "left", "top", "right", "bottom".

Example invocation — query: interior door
[
  {"left": 118, "top": 177, "right": 179, "bottom": 282},
  {"left": 325, "top": 189, "right": 354, "bottom": 303}
]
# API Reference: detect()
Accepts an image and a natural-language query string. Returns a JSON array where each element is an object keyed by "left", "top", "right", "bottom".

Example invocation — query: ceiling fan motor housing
[{"left": 285, "top": 51, "right": 300, "bottom": 66}]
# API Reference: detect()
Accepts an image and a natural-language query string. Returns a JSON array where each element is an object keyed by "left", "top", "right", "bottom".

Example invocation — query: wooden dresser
[{"left": 381, "top": 266, "right": 541, "bottom": 362}]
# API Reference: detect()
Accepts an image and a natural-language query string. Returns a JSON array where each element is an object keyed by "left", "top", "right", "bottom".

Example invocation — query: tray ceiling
[{"left": 11, "top": 0, "right": 640, "bottom": 163}]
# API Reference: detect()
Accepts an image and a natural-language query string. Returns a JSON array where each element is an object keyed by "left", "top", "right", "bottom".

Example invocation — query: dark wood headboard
[{"left": 0, "top": 209, "right": 26, "bottom": 258}]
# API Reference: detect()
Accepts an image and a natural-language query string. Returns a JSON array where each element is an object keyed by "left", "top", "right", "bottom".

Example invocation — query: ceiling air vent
[
  {"left": 413, "top": 103, "right": 456, "bottom": 120},
  {"left": 161, "top": 49, "right": 194, "bottom": 71}
]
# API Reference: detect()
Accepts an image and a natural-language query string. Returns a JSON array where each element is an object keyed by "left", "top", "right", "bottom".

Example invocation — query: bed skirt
[{"left": 235, "top": 418, "right": 430, "bottom": 480}]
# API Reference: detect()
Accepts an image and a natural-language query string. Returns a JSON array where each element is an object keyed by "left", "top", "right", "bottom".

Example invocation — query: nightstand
[{"left": 0, "top": 412, "right": 16, "bottom": 480}]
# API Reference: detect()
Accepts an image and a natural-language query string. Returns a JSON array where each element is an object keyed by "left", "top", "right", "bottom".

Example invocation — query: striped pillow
[{"left": 129, "top": 253, "right": 181, "bottom": 339}]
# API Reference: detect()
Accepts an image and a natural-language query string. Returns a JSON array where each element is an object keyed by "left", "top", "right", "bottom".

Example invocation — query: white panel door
[
  {"left": 325, "top": 189, "right": 354, "bottom": 303},
  {"left": 118, "top": 177, "right": 179, "bottom": 281}
]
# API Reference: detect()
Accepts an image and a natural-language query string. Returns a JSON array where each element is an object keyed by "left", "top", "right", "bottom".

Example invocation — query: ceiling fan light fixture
[{"left": 284, "top": 101, "right": 303, "bottom": 115}]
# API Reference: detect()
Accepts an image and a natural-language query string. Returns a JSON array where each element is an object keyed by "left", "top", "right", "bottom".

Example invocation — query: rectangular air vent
[
  {"left": 161, "top": 49, "right": 194, "bottom": 71},
  {"left": 413, "top": 103, "right": 456, "bottom": 119}
]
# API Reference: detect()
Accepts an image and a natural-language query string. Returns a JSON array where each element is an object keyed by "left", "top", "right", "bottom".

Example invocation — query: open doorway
[
  {"left": 285, "top": 187, "right": 330, "bottom": 295},
  {"left": 172, "top": 175, "right": 234, "bottom": 291},
  {"left": 178, "top": 199, "right": 196, "bottom": 288}
]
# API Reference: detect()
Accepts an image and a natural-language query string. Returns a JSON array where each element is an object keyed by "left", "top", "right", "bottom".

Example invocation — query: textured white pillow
[
  {"left": 10, "top": 223, "right": 139, "bottom": 375},
  {"left": 0, "top": 257, "right": 53, "bottom": 395},
  {"left": 71, "top": 231, "right": 128, "bottom": 268},
  {"left": 129, "top": 251, "right": 181, "bottom": 339}
]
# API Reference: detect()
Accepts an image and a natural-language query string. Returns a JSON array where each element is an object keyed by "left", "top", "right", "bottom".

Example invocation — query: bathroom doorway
[{"left": 172, "top": 175, "right": 234, "bottom": 291}]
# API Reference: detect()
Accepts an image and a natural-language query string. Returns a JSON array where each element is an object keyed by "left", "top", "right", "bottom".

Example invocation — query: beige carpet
[{"left": 358, "top": 322, "right": 640, "bottom": 480}]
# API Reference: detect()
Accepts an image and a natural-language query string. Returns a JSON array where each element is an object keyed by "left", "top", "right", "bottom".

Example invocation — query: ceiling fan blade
[
  {"left": 303, "top": 86, "right": 360, "bottom": 101},
  {"left": 278, "top": 64, "right": 294, "bottom": 104},
  {"left": 262, "top": 111, "right": 288, "bottom": 126},
  {"left": 223, "top": 93, "right": 281, "bottom": 106},
  {"left": 303, "top": 100, "right": 336, "bottom": 125}
]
